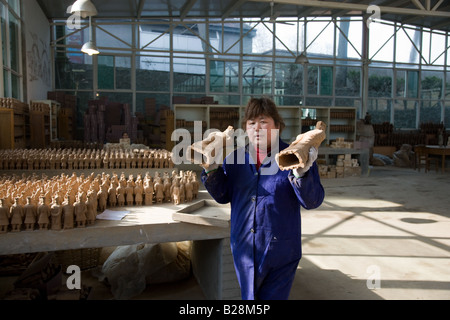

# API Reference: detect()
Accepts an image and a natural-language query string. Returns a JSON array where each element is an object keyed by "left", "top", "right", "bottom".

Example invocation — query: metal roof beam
[
  {"left": 137, "top": 0, "right": 146, "bottom": 19},
  {"left": 180, "top": 0, "right": 197, "bottom": 20},
  {"left": 431, "top": 0, "right": 444, "bottom": 11},
  {"left": 222, "top": 0, "right": 248, "bottom": 20},
  {"left": 255, "top": 0, "right": 450, "bottom": 18},
  {"left": 411, "top": 0, "right": 426, "bottom": 11}
]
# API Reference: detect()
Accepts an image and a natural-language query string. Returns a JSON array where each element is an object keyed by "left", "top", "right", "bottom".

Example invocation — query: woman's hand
[{"left": 292, "top": 147, "right": 318, "bottom": 178}]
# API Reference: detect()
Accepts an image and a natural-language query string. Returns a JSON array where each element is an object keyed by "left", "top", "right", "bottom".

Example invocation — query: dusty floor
[
  {"left": 293, "top": 165, "right": 450, "bottom": 300},
  {"left": 1, "top": 164, "right": 449, "bottom": 300}
]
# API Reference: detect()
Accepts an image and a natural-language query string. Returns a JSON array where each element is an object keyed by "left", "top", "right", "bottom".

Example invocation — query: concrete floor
[
  {"left": 1, "top": 164, "right": 449, "bottom": 300},
  {"left": 293, "top": 165, "right": 450, "bottom": 300}
]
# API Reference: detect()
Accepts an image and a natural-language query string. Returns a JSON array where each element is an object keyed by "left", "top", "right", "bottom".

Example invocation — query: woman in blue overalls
[{"left": 201, "top": 97, "right": 325, "bottom": 300}]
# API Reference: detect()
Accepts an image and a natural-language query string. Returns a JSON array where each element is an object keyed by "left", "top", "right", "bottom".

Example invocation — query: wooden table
[
  {"left": 0, "top": 192, "right": 240, "bottom": 300},
  {"left": 426, "top": 145, "right": 450, "bottom": 173}
]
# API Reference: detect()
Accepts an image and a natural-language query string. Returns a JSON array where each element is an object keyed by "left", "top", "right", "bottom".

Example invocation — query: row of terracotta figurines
[
  {"left": 0, "top": 148, "right": 174, "bottom": 171},
  {"left": 0, "top": 170, "right": 200, "bottom": 233}
]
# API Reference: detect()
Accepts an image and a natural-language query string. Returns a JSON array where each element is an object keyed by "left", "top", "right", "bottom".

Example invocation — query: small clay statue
[
  {"left": 97, "top": 187, "right": 108, "bottom": 212},
  {"left": 163, "top": 177, "right": 172, "bottom": 202},
  {"left": 134, "top": 183, "right": 143, "bottom": 206},
  {"left": 171, "top": 178, "right": 180, "bottom": 205},
  {"left": 179, "top": 179, "right": 186, "bottom": 203},
  {"left": 125, "top": 181, "right": 134, "bottom": 206},
  {"left": 154, "top": 178, "right": 164, "bottom": 204},
  {"left": 37, "top": 196, "right": 51, "bottom": 230},
  {"left": 10, "top": 197, "right": 24, "bottom": 232},
  {"left": 116, "top": 184, "right": 125, "bottom": 207},
  {"left": 73, "top": 195, "right": 87, "bottom": 228},
  {"left": 0, "top": 199, "right": 10, "bottom": 233},
  {"left": 23, "top": 196, "right": 37, "bottom": 231},
  {"left": 50, "top": 196, "right": 63, "bottom": 230},
  {"left": 144, "top": 180, "right": 154, "bottom": 205},
  {"left": 108, "top": 184, "right": 117, "bottom": 207},
  {"left": 85, "top": 193, "right": 96, "bottom": 225},
  {"left": 185, "top": 178, "right": 193, "bottom": 203},
  {"left": 62, "top": 195, "right": 74, "bottom": 229}
]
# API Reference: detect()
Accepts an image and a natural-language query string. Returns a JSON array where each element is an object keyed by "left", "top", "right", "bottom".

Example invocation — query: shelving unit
[
  {"left": 174, "top": 104, "right": 357, "bottom": 146},
  {"left": 173, "top": 104, "right": 362, "bottom": 173},
  {"left": 29, "top": 101, "right": 51, "bottom": 149},
  {"left": 31, "top": 100, "right": 61, "bottom": 141},
  {"left": 277, "top": 106, "right": 301, "bottom": 143},
  {"left": 160, "top": 109, "right": 175, "bottom": 151},
  {"left": 0, "top": 98, "right": 30, "bottom": 149},
  {"left": 58, "top": 107, "right": 74, "bottom": 141},
  {"left": 301, "top": 106, "right": 356, "bottom": 146},
  {"left": 0, "top": 108, "right": 14, "bottom": 149}
]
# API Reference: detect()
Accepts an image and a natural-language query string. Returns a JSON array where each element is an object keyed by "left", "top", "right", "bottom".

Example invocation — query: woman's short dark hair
[{"left": 242, "top": 97, "right": 285, "bottom": 133}]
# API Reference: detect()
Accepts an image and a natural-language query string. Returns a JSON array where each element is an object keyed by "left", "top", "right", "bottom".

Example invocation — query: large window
[
  {"left": 1, "top": 0, "right": 22, "bottom": 99},
  {"left": 98, "top": 55, "right": 131, "bottom": 90},
  {"left": 49, "top": 16, "right": 450, "bottom": 131}
]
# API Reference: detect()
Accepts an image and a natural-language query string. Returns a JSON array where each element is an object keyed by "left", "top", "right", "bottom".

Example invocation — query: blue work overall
[{"left": 201, "top": 139, "right": 325, "bottom": 300}]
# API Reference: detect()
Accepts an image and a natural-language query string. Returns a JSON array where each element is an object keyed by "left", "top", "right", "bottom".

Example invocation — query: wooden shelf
[
  {"left": 29, "top": 101, "right": 51, "bottom": 149},
  {"left": 173, "top": 104, "right": 357, "bottom": 147},
  {"left": 0, "top": 98, "right": 30, "bottom": 149},
  {"left": 58, "top": 107, "right": 74, "bottom": 141},
  {"left": 160, "top": 109, "right": 175, "bottom": 151},
  {"left": 31, "top": 100, "right": 60, "bottom": 143}
]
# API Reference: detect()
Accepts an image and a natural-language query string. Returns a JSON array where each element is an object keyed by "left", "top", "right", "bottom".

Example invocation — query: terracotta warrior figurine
[
  {"left": 23, "top": 196, "right": 37, "bottom": 231},
  {"left": 116, "top": 184, "right": 125, "bottom": 207},
  {"left": 144, "top": 179, "right": 154, "bottom": 205},
  {"left": 125, "top": 180, "right": 134, "bottom": 206},
  {"left": 154, "top": 177, "right": 164, "bottom": 204},
  {"left": 0, "top": 199, "right": 10, "bottom": 233},
  {"left": 50, "top": 196, "right": 63, "bottom": 230},
  {"left": 10, "top": 197, "right": 24, "bottom": 232},
  {"left": 85, "top": 192, "right": 96, "bottom": 225},
  {"left": 73, "top": 194, "right": 87, "bottom": 228},
  {"left": 171, "top": 178, "right": 181, "bottom": 205},
  {"left": 108, "top": 184, "right": 117, "bottom": 207},
  {"left": 37, "top": 196, "right": 51, "bottom": 230},
  {"left": 62, "top": 195, "right": 74, "bottom": 229},
  {"left": 97, "top": 186, "right": 108, "bottom": 212},
  {"left": 134, "top": 183, "right": 143, "bottom": 206}
]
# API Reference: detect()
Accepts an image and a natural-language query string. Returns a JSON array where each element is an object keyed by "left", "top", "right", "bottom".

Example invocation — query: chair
[{"left": 414, "top": 145, "right": 439, "bottom": 173}]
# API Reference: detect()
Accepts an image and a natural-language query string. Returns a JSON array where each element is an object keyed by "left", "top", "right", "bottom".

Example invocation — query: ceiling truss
[{"left": 36, "top": 0, "right": 450, "bottom": 32}]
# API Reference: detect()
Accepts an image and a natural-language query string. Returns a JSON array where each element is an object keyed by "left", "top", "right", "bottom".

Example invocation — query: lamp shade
[
  {"left": 71, "top": 0, "right": 98, "bottom": 18},
  {"left": 295, "top": 52, "right": 309, "bottom": 64},
  {"left": 81, "top": 41, "right": 99, "bottom": 55}
]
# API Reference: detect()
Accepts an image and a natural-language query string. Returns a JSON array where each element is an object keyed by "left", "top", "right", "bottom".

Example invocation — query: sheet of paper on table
[{"left": 96, "top": 209, "right": 129, "bottom": 220}]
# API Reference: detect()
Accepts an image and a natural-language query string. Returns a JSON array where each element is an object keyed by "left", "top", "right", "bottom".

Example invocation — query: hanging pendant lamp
[
  {"left": 70, "top": 0, "right": 98, "bottom": 18},
  {"left": 81, "top": 16, "right": 99, "bottom": 55}
]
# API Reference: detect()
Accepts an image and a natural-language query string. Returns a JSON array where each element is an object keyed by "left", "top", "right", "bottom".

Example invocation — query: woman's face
[{"left": 246, "top": 114, "right": 279, "bottom": 150}]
